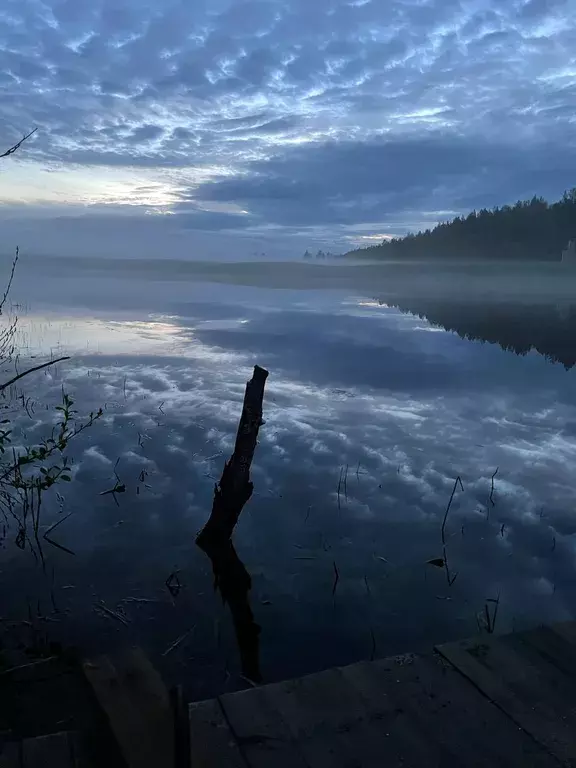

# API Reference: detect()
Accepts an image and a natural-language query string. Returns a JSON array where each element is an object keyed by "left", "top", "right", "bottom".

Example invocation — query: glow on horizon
[{"left": 0, "top": 162, "right": 181, "bottom": 208}]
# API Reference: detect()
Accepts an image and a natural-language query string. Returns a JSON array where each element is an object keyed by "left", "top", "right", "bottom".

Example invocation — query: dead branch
[
  {"left": 0, "top": 128, "right": 38, "bottom": 160},
  {"left": 196, "top": 365, "right": 268, "bottom": 546},
  {"left": 0, "top": 247, "right": 19, "bottom": 316},
  {"left": 0, "top": 356, "right": 70, "bottom": 393},
  {"left": 196, "top": 365, "right": 268, "bottom": 684}
]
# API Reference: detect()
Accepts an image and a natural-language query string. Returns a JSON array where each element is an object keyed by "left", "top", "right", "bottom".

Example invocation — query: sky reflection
[{"left": 1, "top": 265, "right": 576, "bottom": 699}]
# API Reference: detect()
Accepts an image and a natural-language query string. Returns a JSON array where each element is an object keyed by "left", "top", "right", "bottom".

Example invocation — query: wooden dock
[
  {"left": 3, "top": 622, "right": 576, "bottom": 766},
  {"left": 189, "top": 622, "right": 576, "bottom": 767}
]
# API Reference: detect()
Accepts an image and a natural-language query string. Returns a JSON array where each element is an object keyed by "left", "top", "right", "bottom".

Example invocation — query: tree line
[{"left": 346, "top": 189, "right": 576, "bottom": 261}]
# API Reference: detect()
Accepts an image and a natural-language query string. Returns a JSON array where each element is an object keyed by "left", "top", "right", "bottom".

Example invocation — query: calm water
[{"left": 1, "top": 258, "right": 575, "bottom": 700}]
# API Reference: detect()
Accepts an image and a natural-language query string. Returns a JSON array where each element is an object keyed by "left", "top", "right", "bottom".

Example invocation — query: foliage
[
  {"left": 0, "top": 130, "right": 102, "bottom": 562},
  {"left": 347, "top": 189, "right": 576, "bottom": 261},
  {"left": 0, "top": 390, "right": 103, "bottom": 561}
]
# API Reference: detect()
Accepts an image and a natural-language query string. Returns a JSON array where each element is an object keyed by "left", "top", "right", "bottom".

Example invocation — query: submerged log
[{"left": 196, "top": 364, "right": 269, "bottom": 548}]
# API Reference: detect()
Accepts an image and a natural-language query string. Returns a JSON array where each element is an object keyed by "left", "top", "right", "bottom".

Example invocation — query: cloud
[
  {"left": 188, "top": 134, "right": 576, "bottom": 228},
  {"left": 0, "top": 0, "right": 575, "bottom": 251}
]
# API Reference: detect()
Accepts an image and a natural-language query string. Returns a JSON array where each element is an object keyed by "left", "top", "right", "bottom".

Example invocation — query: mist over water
[{"left": 2, "top": 255, "right": 576, "bottom": 700}]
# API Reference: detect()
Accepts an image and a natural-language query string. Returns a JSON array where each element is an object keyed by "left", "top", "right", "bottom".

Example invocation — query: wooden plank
[
  {"left": 0, "top": 741, "right": 20, "bottom": 768},
  {"left": 343, "top": 653, "right": 558, "bottom": 767},
  {"left": 515, "top": 625, "right": 576, "bottom": 680},
  {"left": 501, "top": 632, "right": 576, "bottom": 719},
  {"left": 259, "top": 665, "right": 431, "bottom": 768},
  {"left": 83, "top": 648, "right": 173, "bottom": 768},
  {"left": 219, "top": 686, "right": 308, "bottom": 768},
  {"left": 20, "top": 732, "right": 78, "bottom": 767},
  {"left": 188, "top": 699, "right": 245, "bottom": 768},
  {"left": 550, "top": 621, "right": 576, "bottom": 650},
  {"left": 437, "top": 634, "right": 576, "bottom": 763}
]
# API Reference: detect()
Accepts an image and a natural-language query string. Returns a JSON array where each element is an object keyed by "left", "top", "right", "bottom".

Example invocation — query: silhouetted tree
[{"left": 348, "top": 190, "right": 576, "bottom": 261}]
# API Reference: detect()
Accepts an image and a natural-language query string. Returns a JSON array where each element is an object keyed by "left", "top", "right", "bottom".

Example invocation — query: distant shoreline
[{"left": 10, "top": 255, "right": 576, "bottom": 304}]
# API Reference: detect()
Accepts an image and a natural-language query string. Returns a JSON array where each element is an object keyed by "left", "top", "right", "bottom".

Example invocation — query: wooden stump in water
[
  {"left": 196, "top": 364, "right": 269, "bottom": 548},
  {"left": 196, "top": 365, "right": 269, "bottom": 684}
]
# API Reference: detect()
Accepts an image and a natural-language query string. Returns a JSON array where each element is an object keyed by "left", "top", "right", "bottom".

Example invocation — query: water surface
[{"left": 1, "top": 258, "right": 575, "bottom": 700}]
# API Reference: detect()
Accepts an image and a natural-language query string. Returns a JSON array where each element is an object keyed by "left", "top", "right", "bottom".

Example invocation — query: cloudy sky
[{"left": 1, "top": 0, "right": 575, "bottom": 257}]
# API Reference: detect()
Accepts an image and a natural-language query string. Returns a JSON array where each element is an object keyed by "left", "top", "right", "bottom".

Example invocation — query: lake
[{"left": 1, "top": 256, "right": 575, "bottom": 701}]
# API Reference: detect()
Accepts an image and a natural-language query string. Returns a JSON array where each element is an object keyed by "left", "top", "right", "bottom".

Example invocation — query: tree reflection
[
  {"left": 387, "top": 297, "right": 576, "bottom": 369},
  {"left": 198, "top": 537, "right": 262, "bottom": 684}
]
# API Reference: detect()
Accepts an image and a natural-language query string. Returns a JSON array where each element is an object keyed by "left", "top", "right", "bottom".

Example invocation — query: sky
[{"left": 1, "top": 0, "right": 575, "bottom": 258}]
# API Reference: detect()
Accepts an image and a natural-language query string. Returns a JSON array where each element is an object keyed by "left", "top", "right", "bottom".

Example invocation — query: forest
[{"left": 346, "top": 189, "right": 576, "bottom": 261}]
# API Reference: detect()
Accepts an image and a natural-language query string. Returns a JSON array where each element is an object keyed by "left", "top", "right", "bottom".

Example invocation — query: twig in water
[
  {"left": 120, "top": 596, "right": 158, "bottom": 605},
  {"left": 0, "top": 246, "right": 19, "bottom": 315},
  {"left": 50, "top": 565, "right": 58, "bottom": 614},
  {"left": 500, "top": 523, "right": 506, "bottom": 537},
  {"left": 332, "top": 560, "right": 340, "bottom": 597},
  {"left": 204, "top": 452, "right": 223, "bottom": 462},
  {"left": 304, "top": 505, "right": 312, "bottom": 523},
  {"left": 337, "top": 466, "right": 343, "bottom": 509},
  {"left": 481, "top": 593, "right": 500, "bottom": 634},
  {"left": 364, "top": 574, "right": 371, "bottom": 597},
  {"left": 343, "top": 464, "right": 348, "bottom": 501},
  {"left": 94, "top": 600, "right": 130, "bottom": 626},
  {"left": 438, "top": 476, "right": 464, "bottom": 587},
  {"left": 166, "top": 571, "right": 183, "bottom": 598},
  {"left": 487, "top": 467, "right": 499, "bottom": 519},
  {"left": 162, "top": 625, "right": 196, "bottom": 657},
  {"left": 99, "top": 458, "right": 126, "bottom": 506},
  {"left": 442, "top": 476, "right": 464, "bottom": 547},
  {"left": 43, "top": 512, "right": 75, "bottom": 556},
  {"left": 369, "top": 627, "right": 376, "bottom": 661},
  {"left": 0, "top": 356, "right": 70, "bottom": 392},
  {"left": 551, "top": 537, "right": 556, "bottom": 552}
]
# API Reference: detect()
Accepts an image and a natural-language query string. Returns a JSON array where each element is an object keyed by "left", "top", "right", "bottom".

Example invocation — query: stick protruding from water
[{"left": 197, "top": 364, "right": 269, "bottom": 547}]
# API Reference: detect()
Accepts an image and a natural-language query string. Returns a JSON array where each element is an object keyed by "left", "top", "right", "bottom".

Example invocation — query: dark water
[{"left": 1, "top": 258, "right": 575, "bottom": 701}]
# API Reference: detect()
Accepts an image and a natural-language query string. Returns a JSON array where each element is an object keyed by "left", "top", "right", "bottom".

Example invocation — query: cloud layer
[{"left": 1, "top": 0, "right": 575, "bottom": 252}]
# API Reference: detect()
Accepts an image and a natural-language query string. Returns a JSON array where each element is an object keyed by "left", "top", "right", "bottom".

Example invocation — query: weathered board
[
  {"left": 20, "top": 732, "right": 80, "bottom": 768},
  {"left": 0, "top": 732, "right": 82, "bottom": 768},
  {"left": 0, "top": 741, "right": 20, "bottom": 768},
  {"left": 437, "top": 624, "right": 576, "bottom": 764},
  {"left": 83, "top": 648, "right": 174, "bottom": 768},
  {"left": 342, "top": 653, "right": 558, "bottom": 767},
  {"left": 190, "top": 624, "right": 576, "bottom": 768},
  {"left": 188, "top": 698, "right": 245, "bottom": 768},
  {"left": 219, "top": 684, "right": 309, "bottom": 768}
]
